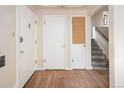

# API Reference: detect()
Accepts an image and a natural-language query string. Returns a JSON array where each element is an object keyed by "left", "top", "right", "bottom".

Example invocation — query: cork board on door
[{"left": 72, "top": 17, "right": 85, "bottom": 44}]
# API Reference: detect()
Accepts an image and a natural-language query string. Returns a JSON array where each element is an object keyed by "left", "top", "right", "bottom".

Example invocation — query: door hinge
[
  {"left": 44, "top": 59, "right": 46, "bottom": 63},
  {"left": 72, "top": 59, "right": 74, "bottom": 63},
  {"left": 35, "top": 60, "right": 37, "bottom": 64},
  {"left": 35, "top": 40, "right": 37, "bottom": 44},
  {"left": 44, "top": 21, "right": 45, "bottom": 24},
  {"left": 35, "top": 20, "right": 37, "bottom": 24},
  {"left": 13, "top": 32, "right": 15, "bottom": 37}
]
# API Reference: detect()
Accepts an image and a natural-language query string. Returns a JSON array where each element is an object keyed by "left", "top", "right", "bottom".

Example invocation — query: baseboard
[
  {"left": 13, "top": 84, "right": 18, "bottom": 88},
  {"left": 86, "top": 66, "right": 93, "bottom": 70},
  {"left": 65, "top": 68, "right": 72, "bottom": 70},
  {"left": 35, "top": 67, "right": 93, "bottom": 70},
  {"left": 35, "top": 67, "right": 44, "bottom": 71}
]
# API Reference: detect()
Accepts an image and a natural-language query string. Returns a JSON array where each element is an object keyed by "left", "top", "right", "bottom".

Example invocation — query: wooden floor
[{"left": 24, "top": 70, "right": 109, "bottom": 88}]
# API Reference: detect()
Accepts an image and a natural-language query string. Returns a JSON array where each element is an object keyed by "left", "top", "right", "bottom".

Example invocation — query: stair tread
[
  {"left": 92, "top": 62, "right": 107, "bottom": 66},
  {"left": 92, "top": 60, "right": 107, "bottom": 63},
  {"left": 91, "top": 47, "right": 100, "bottom": 50},
  {"left": 92, "top": 50, "right": 102, "bottom": 53},
  {"left": 92, "top": 59, "right": 106, "bottom": 61},
  {"left": 91, "top": 53, "right": 104, "bottom": 55},
  {"left": 92, "top": 66, "right": 108, "bottom": 70},
  {"left": 92, "top": 55, "right": 105, "bottom": 59}
]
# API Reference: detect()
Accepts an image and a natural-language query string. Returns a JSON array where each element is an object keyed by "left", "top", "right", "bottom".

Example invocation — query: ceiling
[{"left": 28, "top": 5, "right": 103, "bottom": 15}]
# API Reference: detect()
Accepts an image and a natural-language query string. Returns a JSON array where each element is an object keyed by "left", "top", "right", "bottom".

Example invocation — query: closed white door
[
  {"left": 71, "top": 16, "right": 86, "bottom": 69},
  {"left": 18, "top": 6, "right": 36, "bottom": 87},
  {"left": 44, "top": 15, "right": 65, "bottom": 69}
]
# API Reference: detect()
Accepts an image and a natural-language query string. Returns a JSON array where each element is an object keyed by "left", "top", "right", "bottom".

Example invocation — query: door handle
[
  {"left": 19, "top": 50, "right": 24, "bottom": 54},
  {"left": 19, "top": 36, "right": 24, "bottom": 43}
]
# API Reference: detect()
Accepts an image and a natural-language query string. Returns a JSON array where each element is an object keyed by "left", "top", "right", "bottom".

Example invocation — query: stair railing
[{"left": 95, "top": 27, "right": 109, "bottom": 42}]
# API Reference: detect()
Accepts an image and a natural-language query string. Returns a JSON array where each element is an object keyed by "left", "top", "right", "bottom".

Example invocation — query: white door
[
  {"left": 18, "top": 6, "right": 36, "bottom": 87},
  {"left": 44, "top": 15, "right": 65, "bottom": 69},
  {"left": 71, "top": 16, "right": 86, "bottom": 69}
]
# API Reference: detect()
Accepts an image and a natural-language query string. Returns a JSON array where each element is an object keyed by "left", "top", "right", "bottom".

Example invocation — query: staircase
[{"left": 91, "top": 39, "right": 108, "bottom": 70}]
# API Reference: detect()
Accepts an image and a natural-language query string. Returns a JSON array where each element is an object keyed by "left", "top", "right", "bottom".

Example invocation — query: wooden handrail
[{"left": 95, "top": 27, "right": 109, "bottom": 42}]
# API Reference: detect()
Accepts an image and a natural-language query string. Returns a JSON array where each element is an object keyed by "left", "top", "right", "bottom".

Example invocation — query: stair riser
[
  {"left": 92, "top": 48, "right": 100, "bottom": 50},
  {"left": 92, "top": 66, "right": 108, "bottom": 70},
  {"left": 92, "top": 56, "right": 105, "bottom": 59},
  {"left": 92, "top": 45, "right": 99, "bottom": 48},
  {"left": 91, "top": 53, "right": 103, "bottom": 55},
  {"left": 92, "top": 59, "right": 106, "bottom": 62},
  {"left": 91, "top": 43, "right": 97, "bottom": 46},
  {"left": 91, "top": 48, "right": 101, "bottom": 50},
  {"left": 92, "top": 62, "right": 107, "bottom": 66},
  {"left": 91, "top": 45, "right": 99, "bottom": 48},
  {"left": 92, "top": 51, "right": 102, "bottom": 54}
]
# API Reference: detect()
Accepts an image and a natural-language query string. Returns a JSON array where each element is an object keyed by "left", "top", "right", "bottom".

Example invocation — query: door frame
[
  {"left": 70, "top": 15, "right": 87, "bottom": 69},
  {"left": 34, "top": 16, "right": 38, "bottom": 69},
  {"left": 43, "top": 15, "right": 66, "bottom": 70}
]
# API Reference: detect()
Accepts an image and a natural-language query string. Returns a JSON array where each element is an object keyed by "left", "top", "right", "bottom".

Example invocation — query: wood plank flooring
[{"left": 24, "top": 70, "right": 109, "bottom": 88}]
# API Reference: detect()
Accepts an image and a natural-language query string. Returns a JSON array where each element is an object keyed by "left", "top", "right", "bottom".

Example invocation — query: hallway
[
  {"left": 24, "top": 70, "right": 109, "bottom": 88},
  {"left": 1, "top": 5, "right": 124, "bottom": 88}
]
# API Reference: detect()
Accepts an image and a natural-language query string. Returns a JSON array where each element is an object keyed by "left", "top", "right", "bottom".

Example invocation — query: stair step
[
  {"left": 91, "top": 45, "right": 100, "bottom": 48},
  {"left": 91, "top": 50, "right": 103, "bottom": 54},
  {"left": 92, "top": 61, "right": 107, "bottom": 66},
  {"left": 92, "top": 58, "right": 106, "bottom": 62},
  {"left": 91, "top": 42, "right": 97, "bottom": 45},
  {"left": 91, "top": 53, "right": 104, "bottom": 56},
  {"left": 91, "top": 47, "right": 100, "bottom": 50},
  {"left": 92, "top": 55, "right": 105, "bottom": 59},
  {"left": 91, "top": 39, "right": 96, "bottom": 43},
  {"left": 92, "top": 66, "right": 108, "bottom": 70},
  {"left": 91, "top": 48, "right": 101, "bottom": 51}
]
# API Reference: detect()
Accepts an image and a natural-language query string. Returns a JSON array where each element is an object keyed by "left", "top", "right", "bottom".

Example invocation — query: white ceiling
[{"left": 28, "top": 5, "right": 103, "bottom": 15}]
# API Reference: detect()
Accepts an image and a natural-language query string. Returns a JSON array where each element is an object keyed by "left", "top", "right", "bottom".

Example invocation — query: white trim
[
  {"left": 43, "top": 17, "right": 45, "bottom": 70},
  {"left": 70, "top": 15, "right": 87, "bottom": 69},
  {"left": 65, "top": 68, "right": 72, "bottom": 70},
  {"left": 13, "top": 84, "right": 18, "bottom": 88},
  {"left": 43, "top": 15, "right": 66, "bottom": 70},
  {"left": 16, "top": 5, "right": 19, "bottom": 88},
  {"left": 86, "top": 66, "right": 93, "bottom": 70},
  {"left": 35, "top": 67, "right": 44, "bottom": 71},
  {"left": 35, "top": 16, "right": 38, "bottom": 69},
  {"left": 85, "top": 16, "right": 92, "bottom": 69}
]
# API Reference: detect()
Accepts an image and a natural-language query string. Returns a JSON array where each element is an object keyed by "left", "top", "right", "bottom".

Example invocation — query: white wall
[
  {"left": 36, "top": 9, "right": 92, "bottom": 69},
  {"left": 109, "top": 5, "right": 124, "bottom": 87},
  {"left": 86, "top": 16, "right": 92, "bottom": 69},
  {"left": 92, "top": 6, "right": 108, "bottom": 27},
  {"left": 0, "top": 6, "right": 16, "bottom": 87}
]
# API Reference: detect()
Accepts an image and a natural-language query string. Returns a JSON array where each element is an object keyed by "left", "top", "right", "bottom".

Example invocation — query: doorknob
[{"left": 19, "top": 50, "right": 24, "bottom": 54}]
